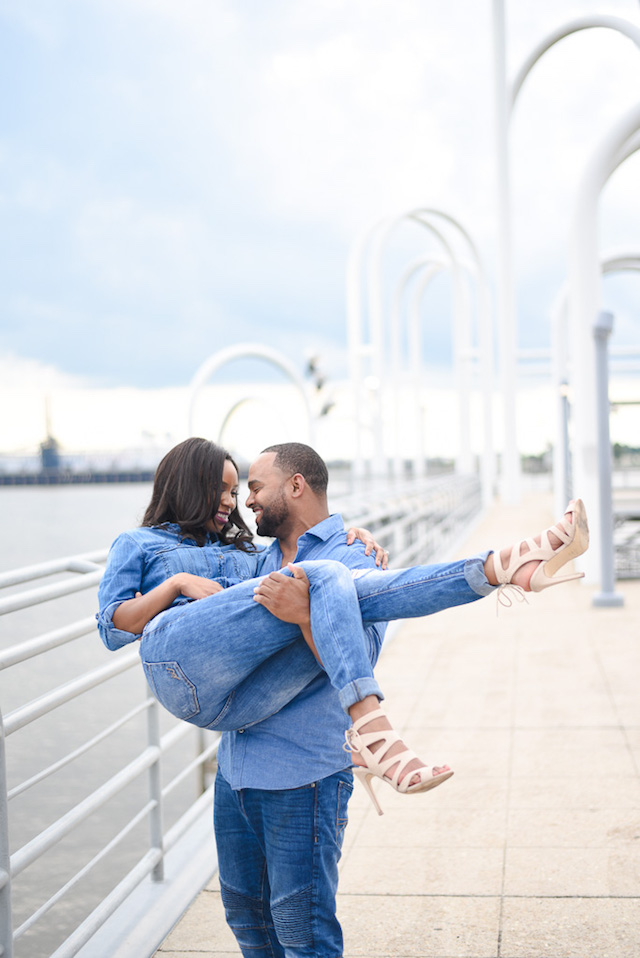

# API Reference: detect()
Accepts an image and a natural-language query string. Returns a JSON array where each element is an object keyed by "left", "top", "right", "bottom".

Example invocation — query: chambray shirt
[
  {"left": 96, "top": 523, "right": 263, "bottom": 650},
  {"left": 217, "top": 514, "right": 386, "bottom": 791}
]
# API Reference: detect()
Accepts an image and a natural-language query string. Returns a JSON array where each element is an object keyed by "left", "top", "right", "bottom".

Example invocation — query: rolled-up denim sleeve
[{"left": 96, "top": 534, "right": 146, "bottom": 650}]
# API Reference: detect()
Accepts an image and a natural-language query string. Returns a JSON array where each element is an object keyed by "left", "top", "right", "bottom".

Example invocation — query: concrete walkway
[{"left": 156, "top": 495, "right": 640, "bottom": 958}]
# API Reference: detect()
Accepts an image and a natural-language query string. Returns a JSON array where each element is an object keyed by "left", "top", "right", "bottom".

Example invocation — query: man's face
[{"left": 246, "top": 452, "right": 292, "bottom": 538}]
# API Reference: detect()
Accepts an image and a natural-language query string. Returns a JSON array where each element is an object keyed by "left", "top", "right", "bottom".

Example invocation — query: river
[{"left": 1, "top": 483, "right": 179, "bottom": 958}]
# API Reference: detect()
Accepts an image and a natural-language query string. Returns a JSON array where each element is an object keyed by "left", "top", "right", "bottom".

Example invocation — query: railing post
[
  {"left": 592, "top": 311, "right": 624, "bottom": 608},
  {"left": 0, "top": 714, "right": 14, "bottom": 957},
  {"left": 147, "top": 698, "right": 165, "bottom": 882}
]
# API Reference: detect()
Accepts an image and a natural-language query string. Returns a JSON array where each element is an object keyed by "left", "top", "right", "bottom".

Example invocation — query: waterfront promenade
[{"left": 155, "top": 494, "right": 640, "bottom": 958}]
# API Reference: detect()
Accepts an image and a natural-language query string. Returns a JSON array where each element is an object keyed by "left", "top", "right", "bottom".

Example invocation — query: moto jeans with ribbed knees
[
  {"left": 214, "top": 768, "right": 353, "bottom": 958},
  {"left": 139, "top": 553, "right": 493, "bottom": 731}
]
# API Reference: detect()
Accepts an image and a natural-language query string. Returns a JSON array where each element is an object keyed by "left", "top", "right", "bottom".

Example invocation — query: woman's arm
[
  {"left": 346, "top": 527, "right": 389, "bottom": 568},
  {"left": 112, "top": 573, "right": 224, "bottom": 636}
]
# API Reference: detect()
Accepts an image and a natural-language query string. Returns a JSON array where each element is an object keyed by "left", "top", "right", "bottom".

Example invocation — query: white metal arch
[
  {"left": 412, "top": 210, "right": 496, "bottom": 501},
  {"left": 510, "top": 15, "right": 640, "bottom": 111},
  {"left": 389, "top": 256, "right": 449, "bottom": 479},
  {"left": 568, "top": 107, "right": 640, "bottom": 583},
  {"left": 188, "top": 344, "right": 315, "bottom": 445},
  {"left": 492, "top": 1, "right": 640, "bottom": 503},
  {"left": 216, "top": 395, "right": 291, "bottom": 448},
  {"left": 552, "top": 249, "right": 640, "bottom": 519},
  {"left": 347, "top": 207, "right": 491, "bottom": 490}
]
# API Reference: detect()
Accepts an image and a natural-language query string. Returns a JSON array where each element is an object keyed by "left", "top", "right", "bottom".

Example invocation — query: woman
[{"left": 98, "top": 438, "right": 588, "bottom": 809}]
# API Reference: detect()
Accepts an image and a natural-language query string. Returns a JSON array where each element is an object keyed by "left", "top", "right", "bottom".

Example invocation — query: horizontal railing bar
[
  {"left": 0, "top": 618, "right": 97, "bottom": 670},
  {"left": 13, "top": 798, "right": 157, "bottom": 941},
  {"left": 159, "top": 721, "right": 193, "bottom": 752},
  {"left": 162, "top": 741, "right": 220, "bottom": 799},
  {"left": 4, "top": 648, "right": 139, "bottom": 735},
  {"left": 8, "top": 699, "right": 151, "bottom": 801},
  {"left": 67, "top": 559, "right": 105, "bottom": 573},
  {"left": 162, "top": 784, "right": 216, "bottom": 856},
  {"left": 0, "top": 570, "right": 104, "bottom": 616},
  {"left": 11, "top": 746, "right": 161, "bottom": 877},
  {"left": 0, "top": 551, "right": 108, "bottom": 588},
  {"left": 342, "top": 491, "right": 468, "bottom": 529},
  {"left": 48, "top": 848, "right": 164, "bottom": 958}
]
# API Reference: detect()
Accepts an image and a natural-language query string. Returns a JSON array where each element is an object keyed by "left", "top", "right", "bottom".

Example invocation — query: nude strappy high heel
[
  {"left": 489, "top": 499, "right": 589, "bottom": 593},
  {"left": 344, "top": 707, "right": 454, "bottom": 816}
]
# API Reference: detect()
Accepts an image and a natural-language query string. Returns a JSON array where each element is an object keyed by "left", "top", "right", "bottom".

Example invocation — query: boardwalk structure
[{"left": 155, "top": 494, "right": 640, "bottom": 958}]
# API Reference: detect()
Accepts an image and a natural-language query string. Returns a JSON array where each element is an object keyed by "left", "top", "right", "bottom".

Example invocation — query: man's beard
[{"left": 255, "top": 492, "right": 290, "bottom": 538}]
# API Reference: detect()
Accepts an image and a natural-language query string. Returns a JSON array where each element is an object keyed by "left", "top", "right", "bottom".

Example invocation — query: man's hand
[
  {"left": 346, "top": 527, "right": 389, "bottom": 568},
  {"left": 253, "top": 564, "right": 311, "bottom": 627}
]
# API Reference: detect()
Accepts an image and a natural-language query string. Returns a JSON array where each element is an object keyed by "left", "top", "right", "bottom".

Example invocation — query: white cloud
[{"left": 1, "top": 0, "right": 639, "bottom": 456}]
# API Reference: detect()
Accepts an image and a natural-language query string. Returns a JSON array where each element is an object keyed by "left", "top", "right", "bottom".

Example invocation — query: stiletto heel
[
  {"left": 344, "top": 707, "right": 454, "bottom": 816},
  {"left": 490, "top": 499, "right": 589, "bottom": 593},
  {"left": 353, "top": 766, "right": 384, "bottom": 816}
]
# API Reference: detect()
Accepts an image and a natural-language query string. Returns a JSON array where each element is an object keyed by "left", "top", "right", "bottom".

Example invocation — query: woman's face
[{"left": 206, "top": 459, "right": 239, "bottom": 534}]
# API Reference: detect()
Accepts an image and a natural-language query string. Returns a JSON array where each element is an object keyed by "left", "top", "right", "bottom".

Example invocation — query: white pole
[
  {"left": 408, "top": 262, "right": 446, "bottom": 477},
  {"left": 592, "top": 310, "right": 624, "bottom": 607},
  {"left": 346, "top": 229, "right": 370, "bottom": 480},
  {"left": 550, "top": 291, "right": 572, "bottom": 520},
  {"left": 391, "top": 257, "right": 445, "bottom": 478},
  {"left": 492, "top": 0, "right": 521, "bottom": 503}
]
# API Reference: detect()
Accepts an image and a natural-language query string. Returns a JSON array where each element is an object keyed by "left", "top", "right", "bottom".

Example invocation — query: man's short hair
[{"left": 261, "top": 442, "right": 329, "bottom": 496}]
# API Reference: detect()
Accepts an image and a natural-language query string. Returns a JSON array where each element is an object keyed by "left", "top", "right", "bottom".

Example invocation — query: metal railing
[
  {"left": 0, "top": 552, "right": 220, "bottom": 958},
  {"left": 0, "top": 473, "right": 482, "bottom": 958}
]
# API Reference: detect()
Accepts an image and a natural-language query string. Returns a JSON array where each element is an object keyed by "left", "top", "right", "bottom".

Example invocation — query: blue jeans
[
  {"left": 214, "top": 768, "right": 353, "bottom": 958},
  {"left": 139, "top": 554, "right": 492, "bottom": 730}
]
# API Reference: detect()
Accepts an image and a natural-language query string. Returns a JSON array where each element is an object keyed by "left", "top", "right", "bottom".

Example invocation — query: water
[
  {"left": 0, "top": 483, "right": 185, "bottom": 958},
  {"left": 0, "top": 482, "right": 154, "bottom": 573}
]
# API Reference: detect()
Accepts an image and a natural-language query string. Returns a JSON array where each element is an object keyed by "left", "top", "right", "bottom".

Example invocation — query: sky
[{"left": 1, "top": 0, "right": 639, "bottom": 459}]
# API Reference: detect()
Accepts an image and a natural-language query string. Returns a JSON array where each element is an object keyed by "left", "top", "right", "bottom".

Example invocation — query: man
[
  {"left": 213, "top": 442, "right": 569, "bottom": 955},
  {"left": 214, "top": 442, "right": 388, "bottom": 958}
]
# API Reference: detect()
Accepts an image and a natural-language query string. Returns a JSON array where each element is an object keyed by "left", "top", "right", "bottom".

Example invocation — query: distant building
[{"left": 40, "top": 436, "right": 61, "bottom": 473}]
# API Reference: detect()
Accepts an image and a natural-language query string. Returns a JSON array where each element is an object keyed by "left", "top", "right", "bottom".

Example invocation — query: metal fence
[{"left": 0, "top": 473, "right": 482, "bottom": 958}]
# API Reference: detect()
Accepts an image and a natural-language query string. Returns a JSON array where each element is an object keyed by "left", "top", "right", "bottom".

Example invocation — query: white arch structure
[
  {"left": 568, "top": 106, "right": 640, "bottom": 583},
  {"left": 188, "top": 343, "right": 315, "bottom": 445},
  {"left": 552, "top": 250, "right": 640, "bottom": 520},
  {"left": 492, "top": 2, "right": 640, "bottom": 503},
  {"left": 347, "top": 207, "right": 494, "bottom": 499},
  {"left": 390, "top": 256, "right": 447, "bottom": 478},
  {"left": 390, "top": 254, "right": 496, "bottom": 504},
  {"left": 216, "top": 395, "right": 291, "bottom": 448}
]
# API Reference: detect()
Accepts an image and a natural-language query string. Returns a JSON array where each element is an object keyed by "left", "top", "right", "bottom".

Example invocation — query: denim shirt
[
  {"left": 217, "top": 514, "right": 386, "bottom": 791},
  {"left": 97, "top": 524, "right": 263, "bottom": 650}
]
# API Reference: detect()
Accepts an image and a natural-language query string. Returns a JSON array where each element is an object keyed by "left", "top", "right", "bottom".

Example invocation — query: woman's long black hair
[{"left": 142, "top": 437, "right": 255, "bottom": 550}]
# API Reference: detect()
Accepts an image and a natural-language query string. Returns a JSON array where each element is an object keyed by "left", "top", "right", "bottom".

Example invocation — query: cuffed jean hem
[
  {"left": 464, "top": 551, "right": 496, "bottom": 598},
  {"left": 337, "top": 676, "right": 384, "bottom": 712}
]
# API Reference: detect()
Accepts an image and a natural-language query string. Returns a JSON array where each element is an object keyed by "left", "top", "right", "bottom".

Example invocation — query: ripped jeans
[{"left": 215, "top": 768, "right": 353, "bottom": 958}]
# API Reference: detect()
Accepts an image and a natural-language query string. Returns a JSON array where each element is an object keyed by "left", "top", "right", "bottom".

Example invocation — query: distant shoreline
[{"left": 0, "top": 470, "right": 156, "bottom": 486}]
